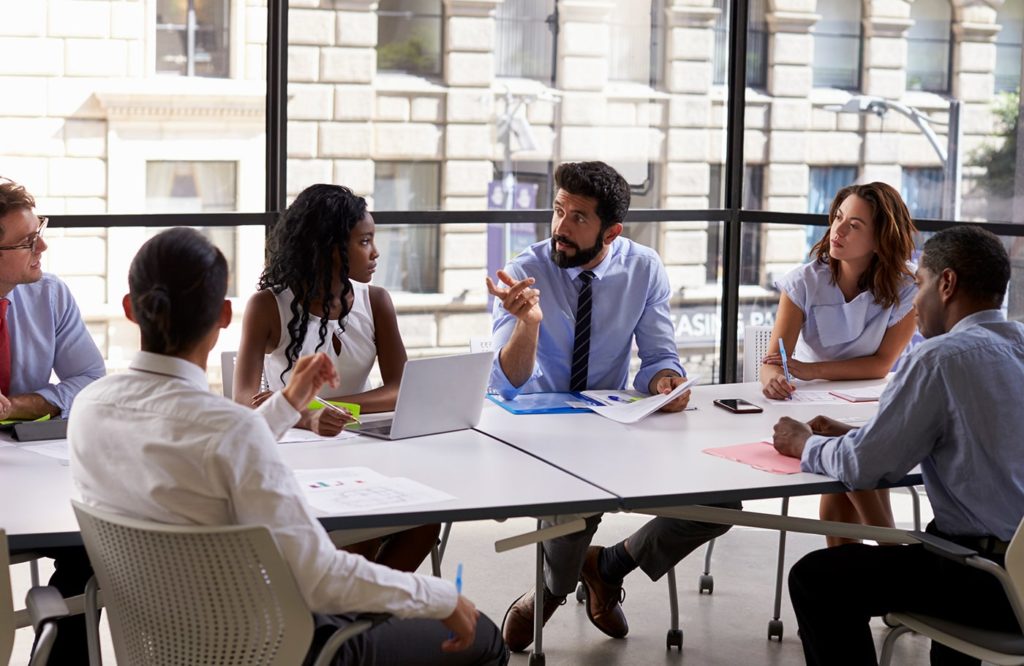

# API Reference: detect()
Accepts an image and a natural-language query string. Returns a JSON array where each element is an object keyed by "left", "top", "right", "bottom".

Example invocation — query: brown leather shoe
[
  {"left": 579, "top": 546, "right": 629, "bottom": 638},
  {"left": 500, "top": 588, "right": 565, "bottom": 652}
]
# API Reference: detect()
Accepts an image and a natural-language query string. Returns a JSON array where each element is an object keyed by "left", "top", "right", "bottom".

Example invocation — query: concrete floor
[{"left": 9, "top": 494, "right": 949, "bottom": 665}]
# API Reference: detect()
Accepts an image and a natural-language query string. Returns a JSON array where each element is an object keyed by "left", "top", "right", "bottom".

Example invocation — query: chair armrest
[
  {"left": 312, "top": 614, "right": 392, "bottom": 666},
  {"left": 24, "top": 586, "right": 69, "bottom": 633},
  {"left": 912, "top": 531, "right": 978, "bottom": 563}
]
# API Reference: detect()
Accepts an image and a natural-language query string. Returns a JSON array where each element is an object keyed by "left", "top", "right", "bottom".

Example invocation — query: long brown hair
[{"left": 810, "top": 182, "right": 916, "bottom": 308}]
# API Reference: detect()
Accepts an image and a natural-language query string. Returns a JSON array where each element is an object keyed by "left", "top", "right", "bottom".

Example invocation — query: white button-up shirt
[{"left": 69, "top": 351, "right": 457, "bottom": 619}]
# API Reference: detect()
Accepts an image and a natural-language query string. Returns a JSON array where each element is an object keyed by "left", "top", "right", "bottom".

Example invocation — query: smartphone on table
[{"left": 713, "top": 398, "right": 763, "bottom": 414}]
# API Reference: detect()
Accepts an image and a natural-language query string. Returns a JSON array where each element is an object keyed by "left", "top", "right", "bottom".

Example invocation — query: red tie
[{"left": 0, "top": 299, "right": 11, "bottom": 396}]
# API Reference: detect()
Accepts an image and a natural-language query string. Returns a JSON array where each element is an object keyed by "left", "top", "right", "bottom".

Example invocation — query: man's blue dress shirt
[
  {"left": 489, "top": 237, "right": 684, "bottom": 399},
  {"left": 802, "top": 309, "right": 1024, "bottom": 541},
  {"left": 8, "top": 273, "right": 105, "bottom": 417}
]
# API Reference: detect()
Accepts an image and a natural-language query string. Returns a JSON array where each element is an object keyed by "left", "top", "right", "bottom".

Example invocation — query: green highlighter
[
  {"left": 0, "top": 413, "right": 51, "bottom": 427},
  {"left": 307, "top": 398, "right": 361, "bottom": 425}
]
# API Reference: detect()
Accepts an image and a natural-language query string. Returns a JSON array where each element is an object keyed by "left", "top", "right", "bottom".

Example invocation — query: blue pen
[
  {"left": 608, "top": 395, "right": 627, "bottom": 403},
  {"left": 778, "top": 339, "right": 793, "bottom": 399},
  {"left": 449, "top": 563, "right": 464, "bottom": 640}
]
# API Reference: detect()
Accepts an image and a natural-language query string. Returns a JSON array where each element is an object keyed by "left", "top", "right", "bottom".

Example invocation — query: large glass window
[
  {"left": 156, "top": 0, "right": 231, "bottom": 78},
  {"left": 713, "top": 0, "right": 767, "bottom": 88},
  {"left": 373, "top": 162, "right": 440, "bottom": 293},
  {"left": 902, "top": 167, "right": 944, "bottom": 219},
  {"left": 906, "top": 0, "right": 952, "bottom": 94},
  {"left": 707, "top": 165, "right": 764, "bottom": 286},
  {"left": 996, "top": 1, "right": 1024, "bottom": 94},
  {"left": 608, "top": 0, "right": 654, "bottom": 84},
  {"left": 812, "top": 0, "right": 861, "bottom": 90},
  {"left": 377, "top": 0, "right": 443, "bottom": 77},
  {"left": 495, "top": 0, "right": 555, "bottom": 82}
]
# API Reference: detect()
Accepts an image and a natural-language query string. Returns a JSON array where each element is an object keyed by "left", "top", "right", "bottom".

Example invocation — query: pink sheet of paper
[{"left": 703, "top": 441, "right": 803, "bottom": 475}]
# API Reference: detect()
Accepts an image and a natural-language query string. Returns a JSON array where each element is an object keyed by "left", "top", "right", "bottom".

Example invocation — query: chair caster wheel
[
  {"left": 666, "top": 628, "right": 683, "bottom": 650},
  {"left": 768, "top": 619, "right": 784, "bottom": 641},
  {"left": 698, "top": 574, "right": 714, "bottom": 594},
  {"left": 575, "top": 582, "right": 585, "bottom": 604}
]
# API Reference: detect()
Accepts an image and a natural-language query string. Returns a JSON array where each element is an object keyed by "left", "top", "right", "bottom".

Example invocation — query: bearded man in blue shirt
[
  {"left": 1, "top": 177, "right": 105, "bottom": 664},
  {"left": 486, "top": 161, "right": 736, "bottom": 652}
]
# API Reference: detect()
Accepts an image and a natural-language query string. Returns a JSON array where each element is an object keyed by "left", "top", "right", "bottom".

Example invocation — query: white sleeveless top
[{"left": 264, "top": 281, "right": 376, "bottom": 397}]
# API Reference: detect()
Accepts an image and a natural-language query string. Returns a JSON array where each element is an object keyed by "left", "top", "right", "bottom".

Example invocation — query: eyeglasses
[{"left": 0, "top": 216, "right": 46, "bottom": 253}]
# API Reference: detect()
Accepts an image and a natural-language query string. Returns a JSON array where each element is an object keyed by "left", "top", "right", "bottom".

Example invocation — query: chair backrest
[
  {"left": 469, "top": 337, "right": 493, "bottom": 354},
  {"left": 1003, "top": 516, "right": 1024, "bottom": 619},
  {"left": 742, "top": 325, "right": 774, "bottom": 382},
  {"left": 220, "top": 351, "right": 237, "bottom": 399},
  {"left": 72, "top": 501, "right": 314, "bottom": 666},
  {"left": 1, "top": 530, "right": 13, "bottom": 666}
]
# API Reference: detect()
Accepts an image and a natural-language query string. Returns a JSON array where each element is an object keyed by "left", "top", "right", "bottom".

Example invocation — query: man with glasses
[{"left": 1, "top": 177, "right": 105, "bottom": 664}]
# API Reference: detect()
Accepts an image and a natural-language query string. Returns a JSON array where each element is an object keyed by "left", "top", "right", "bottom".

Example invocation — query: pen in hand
[
  {"left": 315, "top": 395, "right": 361, "bottom": 424},
  {"left": 778, "top": 340, "right": 793, "bottom": 400},
  {"left": 449, "top": 563, "right": 464, "bottom": 639}
]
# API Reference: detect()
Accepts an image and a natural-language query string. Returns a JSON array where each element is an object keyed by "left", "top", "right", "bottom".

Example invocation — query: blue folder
[{"left": 486, "top": 392, "right": 601, "bottom": 415}]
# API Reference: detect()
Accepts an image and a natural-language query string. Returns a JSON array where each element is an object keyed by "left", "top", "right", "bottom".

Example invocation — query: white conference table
[
  {"left": 475, "top": 378, "right": 921, "bottom": 512},
  {"left": 0, "top": 428, "right": 619, "bottom": 552}
]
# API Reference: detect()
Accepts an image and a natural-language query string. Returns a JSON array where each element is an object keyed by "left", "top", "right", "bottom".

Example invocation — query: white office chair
[
  {"left": 72, "top": 501, "right": 383, "bottom": 666},
  {"left": 220, "top": 350, "right": 236, "bottom": 399},
  {"left": 2, "top": 530, "right": 72, "bottom": 666},
  {"left": 880, "top": 518, "right": 1024, "bottom": 665}
]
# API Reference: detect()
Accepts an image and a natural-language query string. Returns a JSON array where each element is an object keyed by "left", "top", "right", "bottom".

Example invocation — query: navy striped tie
[{"left": 569, "top": 270, "right": 596, "bottom": 392}]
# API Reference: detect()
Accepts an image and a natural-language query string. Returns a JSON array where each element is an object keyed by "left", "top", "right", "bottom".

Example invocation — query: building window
[
  {"left": 608, "top": 0, "right": 660, "bottom": 85},
  {"left": 996, "top": 2, "right": 1024, "bottom": 93},
  {"left": 495, "top": 0, "right": 555, "bottom": 82},
  {"left": 145, "top": 161, "right": 238, "bottom": 294},
  {"left": 377, "top": 0, "right": 443, "bottom": 78},
  {"left": 155, "top": 0, "right": 230, "bottom": 78},
  {"left": 808, "top": 166, "right": 857, "bottom": 252},
  {"left": 373, "top": 162, "right": 440, "bottom": 293},
  {"left": 713, "top": 0, "right": 768, "bottom": 88},
  {"left": 707, "top": 165, "right": 764, "bottom": 285},
  {"left": 906, "top": 0, "right": 952, "bottom": 94},
  {"left": 902, "top": 167, "right": 944, "bottom": 219},
  {"left": 812, "top": 0, "right": 861, "bottom": 90}
]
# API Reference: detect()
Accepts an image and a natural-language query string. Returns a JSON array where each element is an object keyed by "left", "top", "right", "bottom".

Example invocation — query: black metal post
[
  {"left": 719, "top": 0, "right": 749, "bottom": 384},
  {"left": 266, "top": 0, "right": 288, "bottom": 215}
]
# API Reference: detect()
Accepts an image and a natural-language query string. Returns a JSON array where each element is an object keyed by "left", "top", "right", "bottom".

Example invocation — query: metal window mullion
[
  {"left": 266, "top": 0, "right": 287, "bottom": 215},
  {"left": 719, "top": 0, "right": 748, "bottom": 385}
]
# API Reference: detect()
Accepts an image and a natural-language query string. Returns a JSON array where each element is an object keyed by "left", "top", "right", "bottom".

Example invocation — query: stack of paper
[
  {"left": 828, "top": 386, "right": 885, "bottom": 402},
  {"left": 586, "top": 376, "right": 699, "bottom": 424}
]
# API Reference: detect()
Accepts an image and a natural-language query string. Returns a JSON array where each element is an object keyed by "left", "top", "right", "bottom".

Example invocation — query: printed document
[
  {"left": 294, "top": 467, "right": 455, "bottom": 514},
  {"left": 586, "top": 375, "right": 700, "bottom": 424}
]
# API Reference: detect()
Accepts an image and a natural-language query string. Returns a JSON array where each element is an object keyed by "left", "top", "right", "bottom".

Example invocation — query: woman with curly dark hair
[
  {"left": 760, "top": 181, "right": 919, "bottom": 546},
  {"left": 234, "top": 183, "right": 439, "bottom": 572}
]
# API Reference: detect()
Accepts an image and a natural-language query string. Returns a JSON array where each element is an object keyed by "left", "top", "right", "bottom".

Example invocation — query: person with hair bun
[
  {"left": 69, "top": 227, "right": 507, "bottom": 666},
  {"left": 761, "top": 181, "right": 919, "bottom": 546},
  {"left": 0, "top": 176, "right": 105, "bottom": 665},
  {"left": 234, "top": 183, "right": 439, "bottom": 573}
]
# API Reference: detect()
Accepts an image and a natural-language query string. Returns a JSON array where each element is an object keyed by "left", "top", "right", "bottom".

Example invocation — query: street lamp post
[{"left": 827, "top": 95, "right": 963, "bottom": 219}]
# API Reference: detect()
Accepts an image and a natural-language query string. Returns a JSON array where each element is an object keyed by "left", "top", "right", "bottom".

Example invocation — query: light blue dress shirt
[
  {"left": 490, "top": 237, "right": 684, "bottom": 399},
  {"left": 801, "top": 309, "right": 1024, "bottom": 541},
  {"left": 776, "top": 260, "right": 917, "bottom": 362},
  {"left": 8, "top": 273, "right": 105, "bottom": 417}
]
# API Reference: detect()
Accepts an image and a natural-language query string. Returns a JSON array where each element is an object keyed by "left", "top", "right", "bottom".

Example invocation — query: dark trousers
[
  {"left": 10, "top": 545, "right": 94, "bottom": 666},
  {"left": 305, "top": 611, "right": 507, "bottom": 665},
  {"left": 789, "top": 539, "right": 1018, "bottom": 665}
]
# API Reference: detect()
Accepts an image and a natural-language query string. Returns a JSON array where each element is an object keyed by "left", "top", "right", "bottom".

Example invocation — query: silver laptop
[{"left": 353, "top": 351, "right": 493, "bottom": 440}]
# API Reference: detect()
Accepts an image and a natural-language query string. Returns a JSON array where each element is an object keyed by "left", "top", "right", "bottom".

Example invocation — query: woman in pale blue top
[{"left": 761, "top": 182, "right": 918, "bottom": 547}]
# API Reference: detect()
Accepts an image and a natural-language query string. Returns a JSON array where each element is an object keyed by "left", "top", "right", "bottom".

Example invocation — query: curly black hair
[
  {"left": 258, "top": 184, "right": 367, "bottom": 382},
  {"left": 554, "top": 161, "right": 631, "bottom": 230}
]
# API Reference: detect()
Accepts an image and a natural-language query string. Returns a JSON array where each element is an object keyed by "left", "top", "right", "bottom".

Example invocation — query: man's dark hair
[
  {"left": 921, "top": 225, "right": 1010, "bottom": 306},
  {"left": 128, "top": 227, "right": 228, "bottom": 355},
  {"left": 554, "top": 161, "right": 631, "bottom": 230}
]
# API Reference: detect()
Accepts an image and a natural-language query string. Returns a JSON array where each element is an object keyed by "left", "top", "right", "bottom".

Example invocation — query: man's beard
[{"left": 550, "top": 233, "right": 604, "bottom": 269}]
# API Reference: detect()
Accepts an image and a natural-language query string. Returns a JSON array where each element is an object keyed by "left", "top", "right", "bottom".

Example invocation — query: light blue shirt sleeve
[
  {"left": 34, "top": 280, "right": 106, "bottom": 417},
  {"left": 774, "top": 263, "right": 812, "bottom": 313},
  {"left": 488, "top": 263, "right": 543, "bottom": 399},
  {"left": 632, "top": 258, "right": 685, "bottom": 393},
  {"left": 801, "top": 351, "right": 944, "bottom": 489},
  {"left": 888, "top": 274, "right": 918, "bottom": 327}
]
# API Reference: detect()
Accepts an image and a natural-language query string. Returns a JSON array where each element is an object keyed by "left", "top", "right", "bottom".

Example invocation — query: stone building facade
[{"left": 0, "top": 0, "right": 1019, "bottom": 385}]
